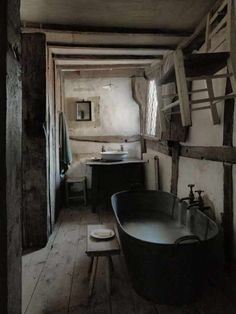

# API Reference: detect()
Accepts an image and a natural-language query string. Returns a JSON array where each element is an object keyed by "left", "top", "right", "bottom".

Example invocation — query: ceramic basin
[{"left": 100, "top": 151, "right": 128, "bottom": 161}]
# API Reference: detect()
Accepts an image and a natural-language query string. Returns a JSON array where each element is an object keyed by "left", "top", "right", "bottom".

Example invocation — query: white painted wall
[
  {"left": 63, "top": 74, "right": 141, "bottom": 186},
  {"left": 147, "top": 32, "right": 236, "bottom": 257}
]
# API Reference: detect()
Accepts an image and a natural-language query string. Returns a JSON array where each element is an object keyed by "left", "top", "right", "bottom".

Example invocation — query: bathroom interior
[{"left": 2, "top": 0, "right": 236, "bottom": 313}]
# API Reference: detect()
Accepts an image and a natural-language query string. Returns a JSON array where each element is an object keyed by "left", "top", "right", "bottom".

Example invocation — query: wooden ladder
[{"left": 158, "top": 0, "right": 236, "bottom": 130}]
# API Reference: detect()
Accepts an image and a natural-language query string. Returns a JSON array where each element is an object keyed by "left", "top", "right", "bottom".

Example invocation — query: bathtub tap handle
[
  {"left": 187, "top": 184, "right": 195, "bottom": 203},
  {"left": 195, "top": 190, "right": 204, "bottom": 209}
]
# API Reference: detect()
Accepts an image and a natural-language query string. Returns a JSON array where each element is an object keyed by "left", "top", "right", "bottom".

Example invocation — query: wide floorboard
[{"left": 22, "top": 205, "right": 236, "bottom": 314}]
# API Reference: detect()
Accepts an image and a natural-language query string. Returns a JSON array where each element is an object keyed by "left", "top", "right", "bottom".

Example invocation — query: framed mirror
[{"left": 76, "top": 100, "right": 92, "bottom": 121}]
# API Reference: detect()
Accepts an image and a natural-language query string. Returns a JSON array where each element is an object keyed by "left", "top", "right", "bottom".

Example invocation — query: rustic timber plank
[
  {"left": 70, "top": 135, "right": 140, "bottom": 143},
  {"left": 22, "top": 212, "right": 63, "bottom": 313},
  {"left": 86, "top": 224, "right": 120, "bottom": 257},
  {"left": 0, "top": 0, "right": 22, "bottom": 312},
  {"left": 174, "top": 49, "right": 192, "bottom": 127},
  {"left": 180, "top": 146, "right": 236, "bottom": 163},
  {"left": 22, "top": 33, "right": 48, "bottom": 249},
  {"left": 144, "top": 137, "right": 171, "bottom": 155},
  {"left": 223, "top": 78, "right": 234, "bottom": 146},
  {"left": 67, "top": 224, "right": 91, "bottom": 314},
  {"left": 23, "top": 206, "right": 236, "bottom": 314},
  {"left": 206, "top": 78, "right": 220, "bottom": 124},
  {"left": 170, "top": 142, "right": 180, "bottom": 195},
  {"left": 223, "top": 163, "right": 234, "bottom": 266},
  {"left": 25, "top": 210, "right": 81, "bottom": 314},
  {"left": 145, "top": 137, "right": 236, "bottom": 163}
]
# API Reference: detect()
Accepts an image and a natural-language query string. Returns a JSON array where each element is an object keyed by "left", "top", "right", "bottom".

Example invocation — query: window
[{"left": 145, "top": 80, "right": 158, "bottom": 136}]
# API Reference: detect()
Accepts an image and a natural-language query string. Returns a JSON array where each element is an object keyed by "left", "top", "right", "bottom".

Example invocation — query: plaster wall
[
  {"left": 147, "top": 34, "right": 236, "bottom": 257},
  {"left": 64, "top": 75, "right": 141, "bottom": 186}
]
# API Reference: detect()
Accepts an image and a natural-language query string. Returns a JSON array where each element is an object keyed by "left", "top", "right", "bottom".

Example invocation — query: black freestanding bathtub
[{"left": 111, "top": 190, "right": 222, "bottom": 304}]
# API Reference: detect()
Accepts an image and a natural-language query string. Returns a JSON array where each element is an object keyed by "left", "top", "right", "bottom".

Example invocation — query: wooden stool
[
  {"left": 65, "top": 176, "right": 87, "bottom": 206},
  {"left": 86, "top": 224, "right": 120, "bottom": 297}
]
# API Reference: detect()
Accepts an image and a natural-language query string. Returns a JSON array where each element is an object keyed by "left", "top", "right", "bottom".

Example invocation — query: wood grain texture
[
  {"left": 223, "top": 163, "right": 234, "bottom": 266},
  {"left": 145, "top": 137, "right": 236, "bottom": 163},
  {"left": 0, "top": 0, "right": 22, "bottom": 312},
  {"left": 86, "top": 224, "right": 120, "bottom": 256},
  {"left": 23, "top": 206, "right": 236, "bottom": 314},
  {"left": 22, "top": 33, "right": 48, "bottom": 250},
  {"left": 170, "top": 142, "right": 180, "bottom": 195},
  {"left": 70, "top": 135, "right": 140, "bottom": 143},
  {"left": 223, "top": 78, "right": 234, "bottom": 146}
]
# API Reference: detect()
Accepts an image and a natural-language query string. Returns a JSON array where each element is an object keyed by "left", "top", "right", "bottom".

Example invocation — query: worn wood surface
[
  {"left": 180, "top": 145, "right": 236, "bottom": 163},
  {"left": 22, "top": 33, "right": 48, "bottom": 249},
  {"left": 0, "top": 0, "right": 22, "bottom": 312},
  {"left": 86, "top": 224, "right": 120, "bottom": 256},
  {"left": 23, "top": 205, "right": 236, "bottom": 314},
  {"left": 145, "top": 138, "right": 236, "bottom": 163},
  {"left": 70, "top": 135, "right": 140, "bottom": 143},
  {"left": 223, "top": 78, "right": 234, "bottom": 146},
  {"left": 170, "top": 142, "right": 180, "bottom": 195},
  {"left": 223, "top": 163, "right": 234, "bottom": 266},
  {"left": 144, "top": 137, "right": 172, "bottom": 156},
  {"left": 222, "top": 77, "right": 235, "bottom": 266}
]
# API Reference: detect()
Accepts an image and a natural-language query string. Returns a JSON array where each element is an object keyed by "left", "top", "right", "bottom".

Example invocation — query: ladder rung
[
  {"left": 209, "top": 0, "right": 228, "bottom": 25},
  {"left": 192, "top": 106, "right": 211, "bottom": 111},
  {"left": 190, "top": 93, "right": 236, "bottom": 105},
  {"left": 209, "top": 15, "right": 227, "bottom": 40},
  {"left": 161, "top": 88, "right": 208, "bottom": 99},
  {"left": 161, "top": 99, "right": 180, "bottom": 111},
  {"left": 187, "top": 73, "right": 232, "bottom": 81}
]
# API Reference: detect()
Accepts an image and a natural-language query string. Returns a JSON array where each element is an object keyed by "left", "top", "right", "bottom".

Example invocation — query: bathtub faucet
[
  {"left": 180, "top": 184, "right": 195, "bottom": 204},
  {"left": 187, "top": 201, "right": 201, "bottom": 210}
]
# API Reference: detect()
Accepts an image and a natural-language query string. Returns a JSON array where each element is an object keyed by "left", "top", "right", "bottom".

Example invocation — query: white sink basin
[{"left": 100, "top": 151, "right": 128, "bottom": 161}]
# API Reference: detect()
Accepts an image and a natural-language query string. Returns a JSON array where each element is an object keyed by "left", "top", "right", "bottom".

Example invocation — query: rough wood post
[
  {"left": 222, "top": 77, "right": 234, "bottom": 266},
  {"left": 170, "top": 142, "right": 180, "bottom": 195},
  {"left": 0, "top": 0, "right": 22, "bottom": 312},
  {"left": 174, "top": 49, "right": 192, "bottom": 127},
  {"left": 22, "top": 33, "right": 49, "bottom": 249}
]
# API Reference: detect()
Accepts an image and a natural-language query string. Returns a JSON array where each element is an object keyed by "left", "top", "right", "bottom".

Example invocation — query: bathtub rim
[{"left": 111, "top": 189, "right": 220, "bottom": 247}]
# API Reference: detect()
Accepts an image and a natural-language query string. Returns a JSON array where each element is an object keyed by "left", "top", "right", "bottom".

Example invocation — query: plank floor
[{"left": 22, "top": 204, "right": 236, "bottom": 314}]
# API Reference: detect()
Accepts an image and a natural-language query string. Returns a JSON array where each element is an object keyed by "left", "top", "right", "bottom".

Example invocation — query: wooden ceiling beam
[
  {"left": 55, "top": 58, "right": 159, "bottom": 66},
  {"left": 49, "top": 46, "right": 170, "bottom": 56},
  {"left": 57, "top": 64, "right": 147, "bottom": 71},
  {"left": 48, "top": 43, "right": 176, "bottom": 50},
  {"left": 53, "top": 54, "right": 163, "bottom": 60},
  {"left": 22, "top": 22, "right": 191, "bottom": 38},
  {"left": 60, "top": 68, "right": 145, "bottom": 78}
]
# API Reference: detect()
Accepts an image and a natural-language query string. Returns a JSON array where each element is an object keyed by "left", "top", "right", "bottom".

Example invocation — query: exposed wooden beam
[
  {"left": 55, "top": 59, "right": 158, "bottom": 66},
  {"left": 53, "top": 54, "right": 163, "bottom": 60},
  {"left": 143, "top": 136, "right": 171, "bottom": 156},
  {"left": 21, "top": 22, "right": 191, "bottom": 37},
  {"left": 223, "top": 163, "right": 234, "bottom": 266},
  {"left": 48, "top": 43, "right": 177, "bottom": 50},
  {"left": 21, "top": 28, "right": 184, "bottom": 48},
  {"left": 170, "top": 142, "right": 180, "bottom": 195},
  {"left": 70, "top": 135, "right": 140, "bottom": 143},
  {"left": 62, "top": 68, "right": 144, "bottom": 78},
  {"left": 144, "top": 136, "right": 236, "bottom": 164},
  {"left": 57, "top": 64, "right": 147, "bottom": 71},
  {"left": 49, "top": 46, "right": 171, "bottom": 56},
  {"left": 223, "top": 78, "right": 234, "bottom": 146}
]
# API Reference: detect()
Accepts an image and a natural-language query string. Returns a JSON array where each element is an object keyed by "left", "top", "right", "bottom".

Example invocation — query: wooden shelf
[{"left": 159, "top": 52, "right": 230, "bottom": 84}]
